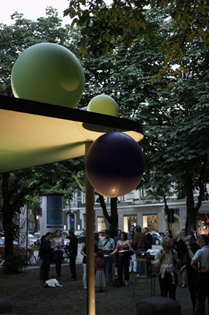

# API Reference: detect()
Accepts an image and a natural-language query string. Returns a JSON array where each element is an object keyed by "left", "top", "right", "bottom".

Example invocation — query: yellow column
[{"left": 85, "top": 142, "right": 95, "bottom": 315}]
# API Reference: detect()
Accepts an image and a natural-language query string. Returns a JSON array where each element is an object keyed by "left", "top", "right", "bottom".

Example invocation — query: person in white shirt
[
  {"left": 155, "top": 236, "right": 178, "bottom": 300},
  {"left": 191, "top": 234, "right": 209, "bottom": 315}
]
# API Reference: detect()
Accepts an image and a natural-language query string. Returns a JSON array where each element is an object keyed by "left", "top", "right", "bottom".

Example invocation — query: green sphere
[
  {"left": 11, "top": 43, "right": 85, "bottom": 108},
  {"left": 87, "top": 94, "right": 119, "bottom": 116}
]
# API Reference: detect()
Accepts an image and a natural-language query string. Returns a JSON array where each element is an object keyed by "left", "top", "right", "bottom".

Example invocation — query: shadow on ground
[{"left": 0, "top": 264, "right": 193, "bottom": 314}]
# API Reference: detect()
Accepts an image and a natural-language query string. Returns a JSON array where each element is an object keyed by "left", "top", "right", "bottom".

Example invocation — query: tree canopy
[{"left": 64, "top": 0, "right": 209, "bottom": 81}]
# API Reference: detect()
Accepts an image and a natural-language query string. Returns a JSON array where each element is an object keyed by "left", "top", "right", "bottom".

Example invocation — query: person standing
[
  {"left": 42, "top": 232, "right": 52, "bottom": 286},
  {"left": 128, "top": 226, "right": 136, "bottom": 273},
  {"left": 143, "top": 227, "right": 152, "bottom": 275},
  {"left": 98, "top": 229, "right": 115, "bottom": 285},
  {"left": 111, "top": 232, "right": 132, "bottom": 287},
  {"left": 52, "top": 230, "right": 64, "bottom": 279},
  {"left": 191, "top": 234, "right": 209, "bottom": 315},
  {"left": 172, "top": 231, "right": 186, "bottom": 287},
  {"left": 95, "top": 250, "right": 106, "bottom": 292},
  {"left": 67, "top": 229, "right": 78, "bottom": 281},
  {"left": 180, "top": 234, "right": 199, "bottom": 313},
  {"left": 155, "top": 236, "right": 178, "bottom": 300},
  {"left": 132, "top": 225, "right": 149, "bottom": 277},
  {"left": 114, "top": 229, "right": 122, "bottom": 277}
]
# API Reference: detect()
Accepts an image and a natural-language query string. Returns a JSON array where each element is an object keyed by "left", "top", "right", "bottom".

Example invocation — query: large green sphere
[
  {"left": 87, "top": 94, "right": 119, "bottom": 116},
  {"left": 11, "top": 43, "right": 85, "bottom": 108}
]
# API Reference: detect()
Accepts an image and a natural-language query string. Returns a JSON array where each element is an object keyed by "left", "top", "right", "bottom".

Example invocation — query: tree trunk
[
  {"left": 186, "top": 187, "right": 196, "bottom": 234},
  {"left": 2, "top": 172, "right": 14, "bottom": 257},
  {"left": 98, "top": 194, "right": 118, "bottom": 238},
  {"left": 110, "top": 198, "right": 118, "bottom": 238}
]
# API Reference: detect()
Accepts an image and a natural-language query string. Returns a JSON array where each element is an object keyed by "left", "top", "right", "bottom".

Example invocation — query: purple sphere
[{"left": 85, "top": 132, "right": 144, "bottom": 197}]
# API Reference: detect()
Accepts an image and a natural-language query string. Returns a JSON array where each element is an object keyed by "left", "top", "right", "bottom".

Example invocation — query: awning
[{"left": 0, "top": 95, "right": 144, "bottom": 173}]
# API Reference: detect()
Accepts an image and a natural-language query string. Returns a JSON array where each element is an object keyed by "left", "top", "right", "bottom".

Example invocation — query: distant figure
[
  {"left": 42, "top": 232, "right": 52, "bottom": 286},
  {"left": 52, "top": 230, "right": 64, "bottom": 279},
  {"left": 191, "top": 224, "right": 199, "bottom": 240},
  {"left": 132, "top": 225, "right": 149, "bottom": 277},
  {"left": 182, "top": 228, "right": 187, "bottom": 241},
  {"left": 95, "top": 250, "right": 106, "bottom": 292},
  {"left": 155, "top": 236, "right": 178, "bottom": 300},
  {"left": 191, "top": 234, "right": 209, "bottom": 315},
  {"left": 128, "top": 226, "right": 137, "bottom": 273},
  {"left": 114, "top": 229, "right": 122, "bottom": 277},
  {"left": 98, "top": 229, "right": 115, "bottom": 285},
  {"left": 38, "top": 234, "right": 45, "bottom": 281},
  {"left": 67, "top": 229, "right": 78, "bottom": 281},
  {"left": 111, "top": 232, "right": 132, "bottom": 287},
  {"left": 172, "top": 231, "right": 186, "bottom": 287},
  {"left": 165, "top": 229, "right": 174, "bottom": 245},
  {"left": 180, "top": 234, "right": 199, "bottom": 312},
  {"left": 143, "top": 227, "right": 152, "bottom": 275}
]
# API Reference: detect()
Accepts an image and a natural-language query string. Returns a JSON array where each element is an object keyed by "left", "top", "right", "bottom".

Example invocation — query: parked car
[
  {"left": 150, "top": 232, "right": 162, "bottom": 245},
  {"left": 158, "top": 232, "right": 165, "bottom": 238},
  {"left": 76, "top": 231, "right": 105, "bottom": 244},
  {"left": 34, "top": 232, "right": 40, "bottom": 239},
  {"left": 0, "top": 237, "right": 34, "bottom": 257}
]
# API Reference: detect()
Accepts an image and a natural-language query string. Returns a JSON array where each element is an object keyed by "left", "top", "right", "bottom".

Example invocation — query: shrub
[{"left": 3, "top": 253, "right": 28, "bottom": 274}]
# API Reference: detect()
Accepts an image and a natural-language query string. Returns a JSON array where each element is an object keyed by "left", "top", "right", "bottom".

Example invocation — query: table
[{"left": 133, "top": 255, "right": 156, "bottom": 300}]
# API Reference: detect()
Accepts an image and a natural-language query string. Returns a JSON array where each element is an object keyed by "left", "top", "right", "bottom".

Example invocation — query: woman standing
[
  {"left": 52, "top": 230, "right": 64, "bottom": 279},
  {"left": 111, "top": 232, "right": 132, "bottom": 287}
]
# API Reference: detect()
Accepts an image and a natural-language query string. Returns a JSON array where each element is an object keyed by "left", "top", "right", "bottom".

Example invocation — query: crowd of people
[
  {"left": 38, "top": 225, "right": 209, "bottom": 315},
  {"left": 155, "top": 227, "right": 209, "bottom": 315}
]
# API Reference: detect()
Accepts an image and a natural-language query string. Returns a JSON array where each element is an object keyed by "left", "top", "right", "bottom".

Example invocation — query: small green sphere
[
  {"left": 11, "top": 43, "right": 85, "bottom": 108},
  {"left": 87, "top": 94, "right": 119, "bottom": 116}
]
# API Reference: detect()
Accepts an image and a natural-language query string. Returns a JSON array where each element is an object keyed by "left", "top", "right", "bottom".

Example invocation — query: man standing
[
  {"left": 191, "top": 234, "right": 209, "bottom": 315},
  {"left": 180, "top": 234, "right": 199, "bottom": 312},
  {"left": 68, "top": 229, "right": 78, "bottom": 281},
  {"left": 143, "top": 227, "right": 152, "bottom": 275},
  {"left": 133, "top": 225, "right": 149, "bottom": 277},
  {"left": 128, "top": 225, "right": 136, "bottom": 273},
  {"left": 42, "top": 232, "right": 52, "bottom": 286},
  {"left": 98, "top": 229, "right": 115, "bottom": 285}
]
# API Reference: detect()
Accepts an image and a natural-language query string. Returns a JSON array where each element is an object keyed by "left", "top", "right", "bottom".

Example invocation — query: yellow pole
[{"left": 85, "top": 142, "right": 95, "bottom": 315}]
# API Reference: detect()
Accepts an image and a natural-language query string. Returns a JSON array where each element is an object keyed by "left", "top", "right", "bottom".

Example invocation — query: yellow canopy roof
[{"left": 0, "top": 95, "right": 144, "bottom": 173}]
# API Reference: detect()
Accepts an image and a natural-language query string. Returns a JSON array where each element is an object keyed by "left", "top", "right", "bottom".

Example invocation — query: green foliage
[
  {"left": 2, "top": 253, "right": 28, "bottom": 274},
  {"left": 64, "top": 0, "right": 209, "bottom": 81}
]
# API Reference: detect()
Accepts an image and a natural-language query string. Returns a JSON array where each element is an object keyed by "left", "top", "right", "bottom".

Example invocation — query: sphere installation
[
  {"left": 85, "top": 132, "right": 144, "bottom": 198},
  {"left": 87, "top": 94, "right": 119, "bottom": 116},
  {"left": 11, "top": 43, "right": 85, "bottom": 108}
]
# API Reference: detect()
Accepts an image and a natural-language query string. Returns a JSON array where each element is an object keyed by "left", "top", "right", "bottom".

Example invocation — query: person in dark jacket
[
  {"left": 38, "top": 235, "right": 46, "bottom": 280},
  {"left": 42, "top": 232, "right": 52, "bottom": 285},
  {"left": 67, "top": 229, "right": 78, "bottom": 281},
  {"left": 180, "top": 233, "right": 199, "bottom": 312}
]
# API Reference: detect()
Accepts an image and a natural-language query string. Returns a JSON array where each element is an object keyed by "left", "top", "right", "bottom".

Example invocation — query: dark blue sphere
[{"left": 85, "top": 132, "right": 144, "bottom": 197}]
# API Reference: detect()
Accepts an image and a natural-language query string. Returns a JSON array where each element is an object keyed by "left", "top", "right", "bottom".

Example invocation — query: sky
[{"left": 0, "top": 0, "right": 71, "bottom": 26}]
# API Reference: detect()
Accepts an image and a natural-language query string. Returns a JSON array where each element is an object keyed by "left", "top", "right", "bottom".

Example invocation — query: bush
[{"left": 2, "top": 253, "right": 28, "bottom": 274}]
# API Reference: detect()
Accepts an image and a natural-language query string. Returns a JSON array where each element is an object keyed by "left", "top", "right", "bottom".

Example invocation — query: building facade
[{"left": 63, "top": 189, "right": 209, "bottom": 234}]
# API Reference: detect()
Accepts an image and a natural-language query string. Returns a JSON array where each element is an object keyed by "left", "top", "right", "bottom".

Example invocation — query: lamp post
[{"left": 85, "top": 141, "right": 96, "bottom": 315}]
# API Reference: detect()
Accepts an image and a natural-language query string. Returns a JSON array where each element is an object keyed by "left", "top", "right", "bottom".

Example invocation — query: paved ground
[{"left": 0, "top": 252, "right": 194, "bottom": 315}]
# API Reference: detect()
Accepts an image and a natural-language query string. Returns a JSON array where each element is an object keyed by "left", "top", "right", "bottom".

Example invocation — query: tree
[
  {"left": 64, "top": 0, "right": 209, "bottom": 80},
  {"left": 76, "top": 7, "right": 209, "bottom": 232}
]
